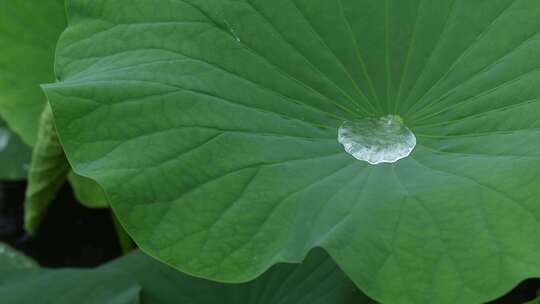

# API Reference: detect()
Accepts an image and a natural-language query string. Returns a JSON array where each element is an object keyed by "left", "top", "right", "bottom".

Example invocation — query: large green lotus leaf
[
  {"left": 0, "top": 117, "right": 31, "bottom": 180},
  {"left": 45, "top": 0, "right": 540, "bottom": 303},
  {"left": 0, "top": 245, "right": 370, "bottom": 304}
]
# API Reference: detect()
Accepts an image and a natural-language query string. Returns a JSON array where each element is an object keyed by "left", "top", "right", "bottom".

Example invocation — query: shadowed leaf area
[{"left": 0, "top": 244, "right": 369, "bottom": 304}]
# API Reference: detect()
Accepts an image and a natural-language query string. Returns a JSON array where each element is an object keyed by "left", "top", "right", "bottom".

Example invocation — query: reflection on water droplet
[
  {"left": 338, "top": 115, "right": 416, "bottom": 165},
  {"left": 0, "top": 128, "right": 11, "bottom": 152}
]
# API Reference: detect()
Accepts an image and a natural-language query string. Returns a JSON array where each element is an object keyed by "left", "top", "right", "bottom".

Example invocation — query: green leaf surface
[
  {"left": 0, "top": 0, "right": 65, "bottom": 145},
  {"left": 0, "top": 270, "right": 141, "bottom": 304},
  {"left": 24, "top": 104, "right": 71, "bottom": 234},
  {"left": 68, "top": 172, "right": 109, "bottom": 208},
  {"left": 118, "top": 249, "right": 371, "bottom": 304},
  {"left": 0, "top": 245, "right": 370, "bottom": 304},
  {"left": 0, "top": 243, "right": 37, "bottom": 271},
  {"left": 0, "top": 244, "right": 140, "bottom": 304},
  {"left": 0, "top": 0, "right": 107, "bottom": 208},
  {"left": 527, "top": 296, "right": 540, "bottom": 304},
  {"left": 0, "top": 118, "right": 31, "bottom": 180},
  {"left": 45, "top": 0, "right": 540, "bottom": 303},
  {"left": 24, "top": 104, "right": 108, "bottom": 234}
]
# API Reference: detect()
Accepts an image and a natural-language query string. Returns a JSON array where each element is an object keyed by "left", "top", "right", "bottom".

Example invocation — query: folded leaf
[{"left": 24, "top": 104, "right": 70, "bottom": 234}]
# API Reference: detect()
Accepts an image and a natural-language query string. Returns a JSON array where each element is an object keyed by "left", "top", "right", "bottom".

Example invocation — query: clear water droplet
[
  {"left": 0, "top": 127, "right": 10, "bottom": 152},
  {"left": 338, "top": 115, "right": 416, "bottom": 165}
]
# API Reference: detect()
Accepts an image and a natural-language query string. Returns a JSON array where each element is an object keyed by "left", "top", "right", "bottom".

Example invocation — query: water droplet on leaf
[{"left": 338, "top": 115, "right": 416, "bottom": 165}]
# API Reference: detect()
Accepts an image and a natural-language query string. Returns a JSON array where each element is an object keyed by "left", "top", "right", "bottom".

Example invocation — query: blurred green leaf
[
  {"left": 0, "top": 0, "right": 107, "bottom": 207},
  {"left": 0, "top": 0, "right": 65, "bottom": 145},
  {"left": 0, "top": 243, "right": 140, "bottom": 304},
  {"left": 0, "top": 243, "right": 37, "bottom": 271},
  {"left": 0, "top": 118, "right": 31, "bottom": 180},
  {"left": 0, "top": 245, "right": 373, "bottom": 304}
]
